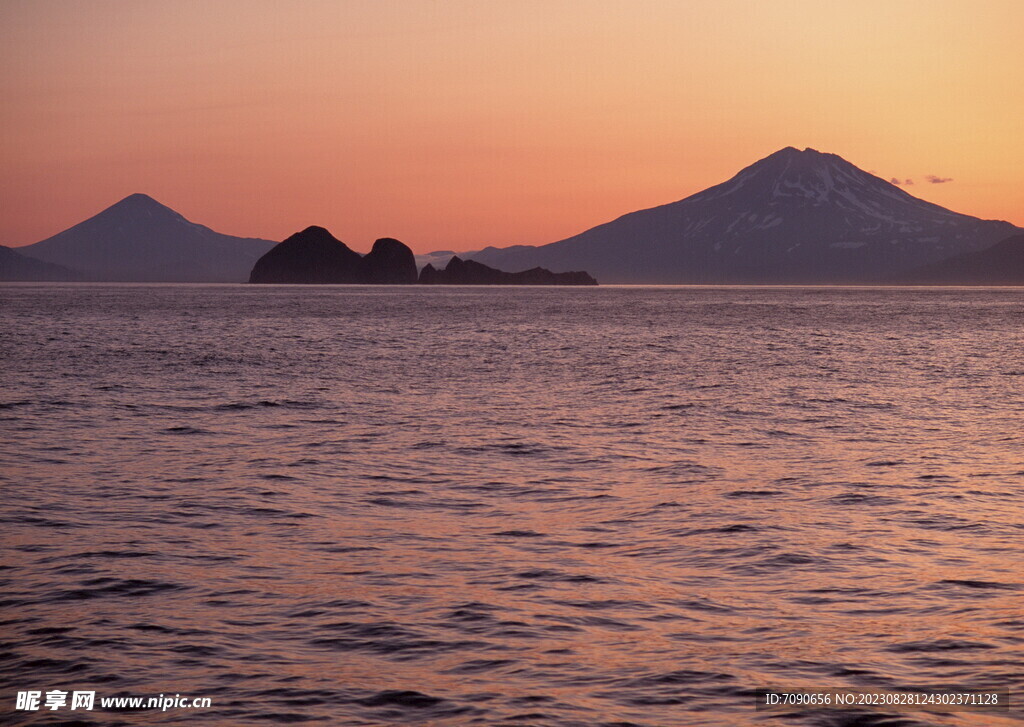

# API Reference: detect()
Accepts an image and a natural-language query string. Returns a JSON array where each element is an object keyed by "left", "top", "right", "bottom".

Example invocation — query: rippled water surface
[{"left": 2, "top": 284, "right": 1023, "bottom": 726}]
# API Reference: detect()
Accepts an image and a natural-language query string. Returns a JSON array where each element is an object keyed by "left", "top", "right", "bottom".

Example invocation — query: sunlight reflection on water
[{"left": 2, "top": 284, "right": 1022, "bottom": 726}]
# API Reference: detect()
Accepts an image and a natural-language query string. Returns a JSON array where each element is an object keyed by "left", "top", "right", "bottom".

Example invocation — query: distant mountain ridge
[
  {"left": 0, "top": 245, "right": 76, "bottom": 281},
  {"left": 17, "top": 194, "right": 276, "bottom": 282},
  {"left": 7, "top": 159, "right": 1022, "bottom": 285},
  {"left": 896, "top": 233, "right": 1024, "bottom": 285},
  {"left": 468, "top": 147, "right": 1021, "bottom": 283}
]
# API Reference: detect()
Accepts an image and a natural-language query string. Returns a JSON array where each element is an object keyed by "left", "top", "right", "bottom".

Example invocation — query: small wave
[
  {"left": 214, "top": 399, "right": 316, "bottom": 411},
  {"left": 669, "top": 523, "right": 760, "bottom": 537},
  {"left": 356, "top": 690, "right": 445, "bottom": 708},
  {"left": 46, "top": 577, "right": 187, "bottom": 603},
  {"left": 515, "top": 568, "right": 604, "bottom": 583},
  {"left": 827, "top": 493, "right": 901, "bottom": 506},
  {"left": 887, "top": 638, "right": 996, "bottom": 652},
  {"left": 309, "top": 622, "right": 482, "bottom": 659},
  {"left": 938, "top": 578, "right": 1018, "bottom": 590},
  {"left": 162, "top": 425, "right": 212, "bottom": 435},
  {"left": 411, "top": 440, "right": 446, "bottom": 449},
  {"left": 456, "top": 441, "right": 559, "bottom": 457},
  {"left": 0, "top": 400, "right": 33, "bottom": 410},
  {"left": 442, "top": 658, "right": 517, "bottom": 674},
  {"left": 63, "top": 550, "right": 157, "bottom": 560},
  {"left": 737, "top": 552, "right": 821, "bottom": 573}
]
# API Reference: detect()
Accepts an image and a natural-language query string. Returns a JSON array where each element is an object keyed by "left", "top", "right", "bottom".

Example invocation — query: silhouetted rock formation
[
  {"left": 249, "top": 227, "right": 418, "bottom": 284},
  {"left": 19, "top": 193, "right": 275, "bottom": 282},
  {"left": 0, "top": 245, "right": 77, "bottom": 281},
  {"left": 360, "top": 237, "right": 417, "bottom": 283},
  {"left": 418, "top": 256, "right": 597, "bottom": 285},
  {"left": 896, "top": 234, "right": 1024, "bottom": 285},
  {"left": 249, "top": 226, "right": 363, "bottom": 283}
]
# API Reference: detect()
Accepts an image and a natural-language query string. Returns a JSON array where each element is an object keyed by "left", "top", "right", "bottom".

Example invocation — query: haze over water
[{"left": 2, "top": 284, "right": 1022, "bottom": 726}]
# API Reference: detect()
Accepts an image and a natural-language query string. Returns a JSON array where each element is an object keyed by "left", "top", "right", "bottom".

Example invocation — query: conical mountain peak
[
  {"left": 18, "top": 194, "right": 275, "bottom": 281},
  {"left": 100, "top": 193, "right": 187, "bottom": 222},
  {"left": 757, "top": 146, "right": 829, "bottom": 164},
  {"left": 469, "top": 147, "right": 1020, "bottom": 283},
  {"left": 118, "top": 192, "right": 162, "bottom": 206},
  {"left": 705, "top": 146, "right": 907, "bottom": 210},
  {"left": 744, "top": 146, "right": 852, "bottom": 177},
  {"left": 766, "top": 146, "right": 821, "bottom": 158}
]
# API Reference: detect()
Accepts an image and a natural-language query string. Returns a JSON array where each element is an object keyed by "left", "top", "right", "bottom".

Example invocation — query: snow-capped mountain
[
  {"left": 469, "top": 147, "right": 1020, "bottom": 283},
  {"left": 18, "top": 194, "right": 276, "bottom": 282}
]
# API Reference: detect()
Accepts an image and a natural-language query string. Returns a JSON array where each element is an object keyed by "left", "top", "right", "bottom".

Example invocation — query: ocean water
[{"left": 1, "top": 284, "right": 1022, "bottom": 727}]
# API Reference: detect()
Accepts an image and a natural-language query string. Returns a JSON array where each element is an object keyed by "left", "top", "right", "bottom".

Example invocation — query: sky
[{"left": 2, "top": 0, "right": 1022, "bottom": 254}]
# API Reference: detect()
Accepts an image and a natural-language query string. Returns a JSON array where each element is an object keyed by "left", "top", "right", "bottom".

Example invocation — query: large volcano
[{"left": 469, "top": 147, "right": 1019, "bottom": 283}]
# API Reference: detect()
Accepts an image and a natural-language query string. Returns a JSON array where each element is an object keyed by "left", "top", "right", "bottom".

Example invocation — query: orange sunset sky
[{"left": 2, "top": 0, "right": 1022, "bottom": 254}]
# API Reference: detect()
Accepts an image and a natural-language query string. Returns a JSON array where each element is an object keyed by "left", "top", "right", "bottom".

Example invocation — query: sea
[{"left": 1, "top": 284, "right": 1022, "bottom": 726}]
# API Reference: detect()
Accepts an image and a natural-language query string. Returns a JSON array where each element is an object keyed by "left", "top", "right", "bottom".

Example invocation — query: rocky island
[
  {"left": 248, "top": 227, "right": 417, "bottom": 284},
  {"left": 249, "top": 227, "right": 597, "bottom": 285},
  {"left": 418, "top": 256, "right": 597, "bottom": 285}
]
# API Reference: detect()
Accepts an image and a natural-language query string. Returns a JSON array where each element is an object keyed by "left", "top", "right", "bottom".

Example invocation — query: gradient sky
[{"left": 2, "top": 0, "right": 1022, "bottom": 254}]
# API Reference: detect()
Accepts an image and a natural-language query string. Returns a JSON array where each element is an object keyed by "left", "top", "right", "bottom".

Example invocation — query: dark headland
[
  {"left": 893, "top": 233, "right": 1024, "bottom": 285},
  {"left": 0, "top": 245, "right": 77, "bottom": 281},
  {"left": 248, "top": 227, "right": 598, "bottom": 285},
  {"left": 419, "top": 256, "right": 597, "bottom": 286}
]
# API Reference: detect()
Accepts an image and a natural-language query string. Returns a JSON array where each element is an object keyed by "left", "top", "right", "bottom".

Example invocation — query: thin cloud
[
  {"left": 926, "top": 175, "right": 953, "bottom": 184},
  {"left": 890, "top": 178, "right": 914, "bottom": 186}
]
